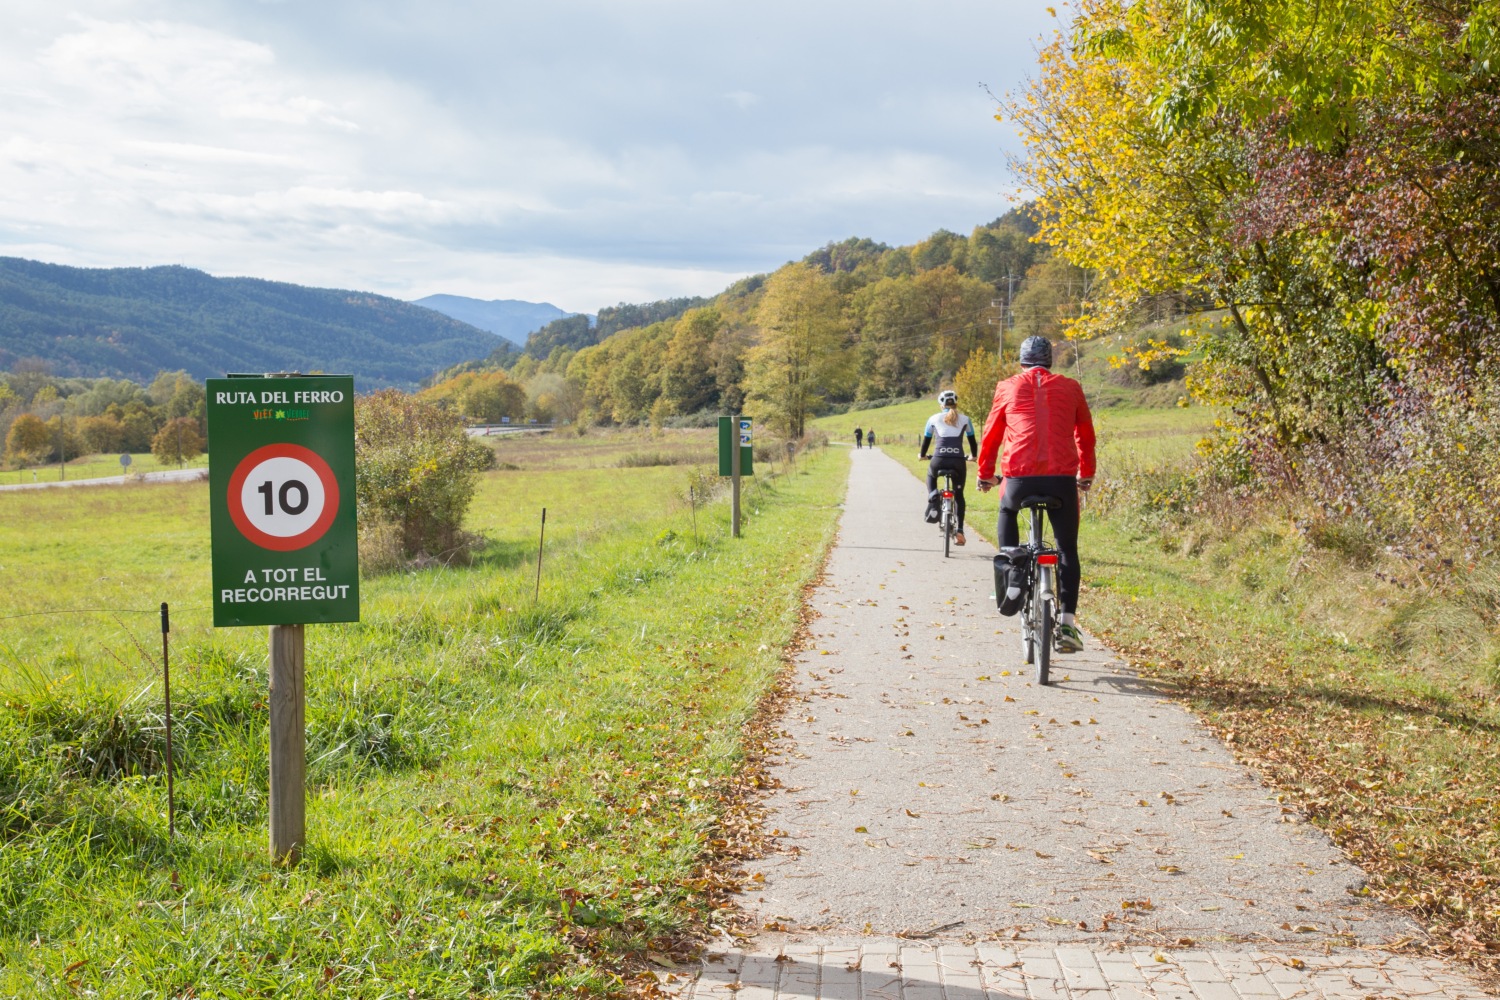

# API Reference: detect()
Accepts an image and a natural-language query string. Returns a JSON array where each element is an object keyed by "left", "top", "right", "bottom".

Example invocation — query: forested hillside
[
  {"left": 422, "top": 208, "right": 1136, "bottom": 432},
  {"left": 0, "top": 259, "right": 503, "bottom": 389}
]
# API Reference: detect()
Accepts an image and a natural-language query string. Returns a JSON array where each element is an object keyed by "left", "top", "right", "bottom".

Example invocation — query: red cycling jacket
[{"left": 977, "top": 366, "right": 1096, "bottom": 481}]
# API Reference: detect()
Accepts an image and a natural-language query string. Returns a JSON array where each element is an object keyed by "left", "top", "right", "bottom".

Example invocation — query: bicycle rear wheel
[
  {"left": 1036, "top": 595, "right": 1053, "bottom": 685},
  {"left": 942, "top": 502, "right": 952, "bottom": 558}
]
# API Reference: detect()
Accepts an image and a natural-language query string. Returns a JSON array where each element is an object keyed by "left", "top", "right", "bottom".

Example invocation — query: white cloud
[{"left": 0, "top": 1, "right": 1055, "bottom": 312}]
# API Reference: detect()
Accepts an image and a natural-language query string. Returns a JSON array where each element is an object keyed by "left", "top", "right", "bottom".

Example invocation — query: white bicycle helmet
[{"left": 937, "top": 390, "right": 957, "bottom": 407}]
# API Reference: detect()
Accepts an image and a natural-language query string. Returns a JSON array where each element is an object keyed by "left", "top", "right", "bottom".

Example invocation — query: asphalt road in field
[
  {"left": 0, "top": 468, "right": 207, "bottom": 491},
  {"left": 667, "top": 446, "right": 1492, "bottom": 1000}
]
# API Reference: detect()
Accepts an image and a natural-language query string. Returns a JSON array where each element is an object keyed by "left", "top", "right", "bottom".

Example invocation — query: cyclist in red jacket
[{"left": 977, "top": 336, "right": 1097, "bottom": 653}]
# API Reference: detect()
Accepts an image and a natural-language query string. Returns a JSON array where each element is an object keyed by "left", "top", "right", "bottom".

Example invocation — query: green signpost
[
  {"left": 207, "top": 375, "right": 359, "bottom": 627},
  {"left": 716, "top": 415, "right": 754, "bottom": 476},
  {"left": 206, "top": 373, "right": 358, "bottom": 865},
  {"left": 717, "top": 415, "right": 752, "bottom": 537}
]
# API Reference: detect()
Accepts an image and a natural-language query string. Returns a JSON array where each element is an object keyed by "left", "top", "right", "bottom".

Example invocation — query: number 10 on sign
[{"left": 228, "top": 444, "right": 340, "bottom": 552}]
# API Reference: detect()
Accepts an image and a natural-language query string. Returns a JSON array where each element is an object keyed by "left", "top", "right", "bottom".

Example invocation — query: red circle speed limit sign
[{"left": 226, "top": 443, "right": 341, "bottom": 551}]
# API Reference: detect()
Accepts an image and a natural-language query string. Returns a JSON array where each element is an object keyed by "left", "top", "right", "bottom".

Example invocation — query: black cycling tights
[
  {"left": 998, "top": 475, "right": 1081, "bottom": 614},
  {"left": 927, "top": 459, "right": 968, "bottom": 528}
]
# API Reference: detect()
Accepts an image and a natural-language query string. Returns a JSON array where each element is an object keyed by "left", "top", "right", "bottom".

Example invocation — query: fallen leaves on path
[{"left": 1094, "top": 604, "right": 1500, "bottom": 977}]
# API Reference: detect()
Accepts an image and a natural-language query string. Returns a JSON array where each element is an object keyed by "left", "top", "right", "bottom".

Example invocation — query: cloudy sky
[{"left": 0, "top": 1, "right": 1055, "bottom": 313}]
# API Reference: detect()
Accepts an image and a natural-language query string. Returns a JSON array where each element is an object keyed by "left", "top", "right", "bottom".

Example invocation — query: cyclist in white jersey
[{"left": 919, "top": 390, "right": 979, "bottom": 545}]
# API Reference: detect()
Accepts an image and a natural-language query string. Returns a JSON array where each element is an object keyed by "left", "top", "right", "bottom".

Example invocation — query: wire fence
[
  {"left": 1, "top": 601, "right": 193, "bottom": 840},
  {"left": 0, "top": 607, "right": 194, "bottom": 622}
]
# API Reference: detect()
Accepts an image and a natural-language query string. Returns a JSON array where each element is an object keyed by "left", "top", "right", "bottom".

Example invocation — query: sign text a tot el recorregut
[{"left": 208, "top": 375, "right": 360, "bottom": 627}]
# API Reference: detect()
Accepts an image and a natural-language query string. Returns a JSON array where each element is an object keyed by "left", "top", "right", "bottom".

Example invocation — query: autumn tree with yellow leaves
[
  {"left": 744, "top": 264, "right": 853, "bottom": 439},
  {"left": 1007, "top": 0, "right": 1500, "bottom": 571},
  {"left": 1003, "top": 0, "right": 1388, "bottom": 448}
]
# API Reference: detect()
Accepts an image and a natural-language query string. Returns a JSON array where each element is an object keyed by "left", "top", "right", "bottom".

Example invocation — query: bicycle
[
  {"left": 993, "top": 495, "right": 1062, "bottom": 685},
  {"left": 937, "top": 469, "right": 957, "bottom": 558}
]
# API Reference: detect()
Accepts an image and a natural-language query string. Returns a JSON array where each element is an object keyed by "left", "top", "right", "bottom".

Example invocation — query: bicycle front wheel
[{"left": 1036, "top": 595, "right": 1054, "bottom": 685}]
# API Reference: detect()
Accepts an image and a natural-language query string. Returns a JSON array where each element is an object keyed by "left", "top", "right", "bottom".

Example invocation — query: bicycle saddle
[{"left": 1016, "top": 495, "right": 1064, "bottom": 510}]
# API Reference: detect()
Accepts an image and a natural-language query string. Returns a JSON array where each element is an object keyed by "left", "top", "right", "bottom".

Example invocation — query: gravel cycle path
[{"left": 666, "top": 447, "right": 1493, "bottom": 1000}]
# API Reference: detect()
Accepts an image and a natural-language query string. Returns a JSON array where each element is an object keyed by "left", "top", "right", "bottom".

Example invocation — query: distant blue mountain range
[
  {"left": 0, "top": 258, "right": 506, "bottom": 390},
  {"left": 412, "top": 295, "right": 580, "bottom": 348}
]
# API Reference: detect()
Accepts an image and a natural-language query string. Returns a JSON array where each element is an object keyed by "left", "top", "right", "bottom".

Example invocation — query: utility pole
[
  {"left": 993, "top": 272, "right": 1020, "bottom": 359},
  {"left": 1005, "top": 272, "right": 1019, "bottom": 338},
  {"left": 990, "top": 271, "right": 1026, "bottom": 361}
]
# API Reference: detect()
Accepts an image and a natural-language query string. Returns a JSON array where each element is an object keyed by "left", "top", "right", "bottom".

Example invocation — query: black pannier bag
[
  {"left": 993, "top": 546, "right": 1031, "bottom": 616},
  {"left": 924, "top": 495, "right": 941, "bottom": 523}
]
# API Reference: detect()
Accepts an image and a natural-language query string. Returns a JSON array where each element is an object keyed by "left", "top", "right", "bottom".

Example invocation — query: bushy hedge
[{"left": 354, "top": 389, "right": 495, "bottom": 566}]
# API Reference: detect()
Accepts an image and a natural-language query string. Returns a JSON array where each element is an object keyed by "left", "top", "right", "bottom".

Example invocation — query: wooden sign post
[
  {"left": 268, "top": 623, "right": 306, "bottom": 859},
  {"left": 207, "top": 373, "right": 359, "bottom": 865}
]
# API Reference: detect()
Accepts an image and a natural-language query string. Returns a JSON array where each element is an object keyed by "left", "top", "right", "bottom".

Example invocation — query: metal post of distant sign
[
  {"left": 717, "top": 416, "right": 753, "bottom": 538},
  {"left": 207, "top": 372, "right": 359, "bottom": 866},
  {"left": 731, "top": 420, "right": 741, "bottom": 538},
  {"left": 689, "top": 485, "right": 699, "bottom": 547},
  {"left": 534, "top": 508, "right": 547, "bottom": 604},
  {"left": 735, "top": 416, "right": 753, "bottom": 537},
  {"left": 160, "top": 602, "right": 176, "bottom": 840}
]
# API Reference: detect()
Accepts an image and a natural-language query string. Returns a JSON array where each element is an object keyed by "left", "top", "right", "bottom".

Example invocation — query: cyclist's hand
[
  {"left": 978, "top": 476, "right": 999, "bottom": 492},
  {"left": 1077, "top": 476, "right": 1094, "bottom": 492}
]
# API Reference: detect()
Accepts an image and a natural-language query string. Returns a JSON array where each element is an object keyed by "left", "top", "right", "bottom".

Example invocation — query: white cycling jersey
[{"left": 923, "top": 411, "right": 974, "bottom": 459}]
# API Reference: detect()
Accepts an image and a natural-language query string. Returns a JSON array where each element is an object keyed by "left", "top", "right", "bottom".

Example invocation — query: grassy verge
[
  {"left": 1080, "top": 502, "right": 1500, "bottom": 968},
  {"left": 0, "top": 446, "right": 848, "bottom": 996}
]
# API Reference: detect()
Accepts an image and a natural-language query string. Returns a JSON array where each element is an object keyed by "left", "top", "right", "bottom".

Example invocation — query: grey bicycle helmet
[
  {"left": 937, "top": 389, "right": 957, "bottom": 407},
  {"left": 1018, "top": 335, "right": 1053, "bottom": 368}
]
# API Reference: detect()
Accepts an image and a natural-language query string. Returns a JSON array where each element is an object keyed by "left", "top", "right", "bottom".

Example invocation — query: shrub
[
  {"left": 4, "top": 413, "right": 49, "bottom": 465},
  {"left": 354, "top": 389, "right": 495, "bottom": 562},
  {"left": 617, "top": 450, "right": 707, "bottom": 469},
  {"left": 953, "top": 347, "right": 1018, "bottom": 425},
  {"left": 77, "top": 414, "right": 126, "bottom": 456},
  {"left": 662, "top": 410, "right": 722, "bottom": 429},
  {"left": 150, "top": 417, "right": 205, "bottom": 466},
  {"left": 1296, "top": 383, "right": 1500, "bottom": 580}
]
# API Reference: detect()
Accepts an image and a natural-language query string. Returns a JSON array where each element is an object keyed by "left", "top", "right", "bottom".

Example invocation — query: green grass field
[{"left": 0, "top": 441, "right": 848, "bottom": 997}]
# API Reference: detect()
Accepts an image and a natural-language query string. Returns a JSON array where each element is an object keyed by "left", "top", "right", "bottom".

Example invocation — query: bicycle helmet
[
  {"left": 937, "top": 389, "right": 957, "bottom": 407},
  {"left": 1018, "top": 335, "right": 1053, "bottom": 368}
]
